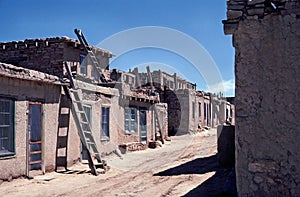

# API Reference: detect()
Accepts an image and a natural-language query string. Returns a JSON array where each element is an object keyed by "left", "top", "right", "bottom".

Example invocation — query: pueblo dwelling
[{"left": 0, "top": 34, "right": 234, "bottom": 180}]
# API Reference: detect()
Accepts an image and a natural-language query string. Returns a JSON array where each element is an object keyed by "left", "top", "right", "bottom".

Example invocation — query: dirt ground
[{"left": 0, "top": 128, "right": 232, "bottom": 197}]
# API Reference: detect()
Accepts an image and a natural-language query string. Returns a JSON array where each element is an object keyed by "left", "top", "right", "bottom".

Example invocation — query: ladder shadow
[
  {"left": 55, "top": 91, "right": 71, "bottom": 171},
  {"left": 56, "top": 169, "right": 91, "bottom": 175}
]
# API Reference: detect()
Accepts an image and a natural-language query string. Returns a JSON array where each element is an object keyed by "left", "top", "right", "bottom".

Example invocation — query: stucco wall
[
  {"left": 0, "top": 76, "right": 61, "bottom": 180},
  {"left": 224, "top": 0, "right": 300, "bottom": 195},
  {"left": 234, "top": 15, "right": 300, "bottom": 196}
]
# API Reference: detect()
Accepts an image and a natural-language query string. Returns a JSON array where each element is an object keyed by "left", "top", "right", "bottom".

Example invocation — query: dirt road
[{"left": 0, "top": 129, "right": 228, "bottom": 197}]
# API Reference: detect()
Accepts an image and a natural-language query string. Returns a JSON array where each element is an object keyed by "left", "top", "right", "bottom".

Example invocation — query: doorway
[
  {"left": 139, "top": 108, "right": 147, "bottom": 142},
  {"left": 28, "top": 101, "right": 43, "bottom": 172}
]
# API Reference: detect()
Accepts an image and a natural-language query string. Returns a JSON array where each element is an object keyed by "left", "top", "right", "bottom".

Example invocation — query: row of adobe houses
[{"left": 0, "top": 35, "right": 235, "bottom": 180}]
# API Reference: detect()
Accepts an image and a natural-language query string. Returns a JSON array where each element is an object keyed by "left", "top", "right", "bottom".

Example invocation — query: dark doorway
[{"left": 139, "top": 108, "right": 147, "bottom": 142}]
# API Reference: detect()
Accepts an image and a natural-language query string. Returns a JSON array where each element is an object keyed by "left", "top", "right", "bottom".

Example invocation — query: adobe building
[
  {"left": 223, "top": 0, "right": 300, "bottom": 196},
  {"left": 0, "top": 37, "right": 168, "bottom": 179},
  {"left": 0, "top": 62, "right": 62, "bottom": 179},
  {"left": 130, "top": 67, "right": 231, "bottom": 135}
]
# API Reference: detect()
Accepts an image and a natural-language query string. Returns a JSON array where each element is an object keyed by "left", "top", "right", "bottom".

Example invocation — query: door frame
[
  {"left": 139, "top": 107, "right": 147, "bottom": 142},
  {"left": 27, "top": 100, "right": 44, "bottom": 176}
]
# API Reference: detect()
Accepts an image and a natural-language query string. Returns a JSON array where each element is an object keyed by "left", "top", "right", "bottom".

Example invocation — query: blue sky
[{"left": 0, "top": 0, "right": 235, "bottom": 96}]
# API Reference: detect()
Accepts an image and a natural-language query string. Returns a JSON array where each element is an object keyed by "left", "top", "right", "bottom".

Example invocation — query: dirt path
[{"left": 0, "top": 129, "right": 225, "bottom": 197}]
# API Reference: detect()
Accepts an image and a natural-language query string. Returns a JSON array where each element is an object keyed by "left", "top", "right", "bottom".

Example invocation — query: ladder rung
[
  {"left": 80, "top": 120, "right": 88, "bottom": 124},
  {"left": 70, "top": 88, "right": 79, "bottom": 92},
  {"left": 87, "top": 141, "right": 95, "bottom": 145},
  {"left": 94, "top": 163, "right": 105, "bottom": 168}
]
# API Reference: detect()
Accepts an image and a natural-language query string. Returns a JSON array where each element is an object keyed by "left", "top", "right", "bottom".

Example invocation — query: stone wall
[
  {"left": 0, "top": 37, "right": 112, "bottom": 79},
  {"left": 224, "top": 0, "right": 300, "bottom": 196}
]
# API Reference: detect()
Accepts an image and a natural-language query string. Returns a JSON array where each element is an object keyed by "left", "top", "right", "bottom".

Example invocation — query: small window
[
  {"left": 83, "top": 104, "right": 92, "bottom": 128},
  {"left": 198, "top": 102, "right": 201, "bottom": 118},
  {"left": 0, "top": 98, "right": 15, "bottom": 157},
  {"left": 80, "top": 54, "right": 87, "bottom": 75},
  {"left": 170, "top": 81, "right": 174, "bottom": 89},
  {"left": 101, "top": 107, "right": 110, "bottom": 140},
  {"left": 226, "top": 108, "right": 229, "bottom": 120},
  {"left": 192, "top": 102, "right": 195, "bottom": 119},
  {"left": 204, "top": 103, "right": 207, "bottom": 120},
  {"left": 124, "top": 107, "right": 137, "bottom": 134}
]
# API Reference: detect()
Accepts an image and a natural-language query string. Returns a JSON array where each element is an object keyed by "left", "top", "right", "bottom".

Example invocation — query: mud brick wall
[
  {"left": 0, "top": 38, "right": 66, "bottom": 77},
  {"left": 0, "top": 37, "right": 113, "bottom": 79},
  {"left": 224, "top": 0, "right": 300, "bottom": 196},
  {"left": 119, "top": 142, "right": 147, "bottom": 152}
]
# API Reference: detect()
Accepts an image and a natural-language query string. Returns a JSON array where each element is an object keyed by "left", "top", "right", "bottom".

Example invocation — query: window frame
[
  {"left": 124, "top": 106, "right": 138, "bottom": 134},
  {"left": 204, "top": 102, "right": 207, "bottom": 120},
  {"left": 83, "top": 104, "right": 92, "bottom": 128},
  {"left": 192, "top": 101, "right": 195, "bottom": 119},
  {"left": 0, "top": 97, "right": 16, "bottom": 158},
  {"left": 80, "top": 54, "right": 87, "bottom": 75},
  {"left": 101, "top": 107, "right": 110, "bottom": 140},
  {"left": 198, "top": 102, "right": 201, "bottom": 118}
]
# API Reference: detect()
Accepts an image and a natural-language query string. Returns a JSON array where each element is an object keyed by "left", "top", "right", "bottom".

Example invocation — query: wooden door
[{"left": 28, "top": 101, "right": 43, "bottom": 171}]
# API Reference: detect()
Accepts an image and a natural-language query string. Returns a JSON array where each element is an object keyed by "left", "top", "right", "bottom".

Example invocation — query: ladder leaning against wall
[
  {"left": 64, "top": 62, "right": 106, "bottom": 175},
  {"left": 62, "top": 29, "right": 110, "bottom": 175}
]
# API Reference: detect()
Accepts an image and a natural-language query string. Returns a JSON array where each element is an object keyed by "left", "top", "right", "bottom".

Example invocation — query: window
[
  {"left": 83, "top": 104, "right": 92, "bottom": 129},
  {"left": 198, "top": 102, "right": 201, "bottom": 117},
  {"left": 124, "top": 107, "right": 137, "bottom": 134},
  {"left": 81, "top": 104, "right": 91, "bottom": 160},
  {"left": 169, "top": 81, "right": 174, "bottom": 89},
  {"left": 192, "top": 102, "right": 195, "bottom": 119},
  {"left": 80, "top": 54, "right": 87, "bottom": 75},
  {"left": 0, "top": 98, "right": 15, "bottom": 157},
  {"left": 226, "top": 108, "right": 229, "bottom": 120},
  {"left": 101, "top": 107, "right": 110, "bottom": 140},
  {"left": 204, "top": 103, "right": 207, "bottom": 120}
]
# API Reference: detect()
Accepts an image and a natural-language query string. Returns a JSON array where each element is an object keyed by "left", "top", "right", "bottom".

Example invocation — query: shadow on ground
[{"left": 154, "top": 154, "right": 237, "bottom": 197}]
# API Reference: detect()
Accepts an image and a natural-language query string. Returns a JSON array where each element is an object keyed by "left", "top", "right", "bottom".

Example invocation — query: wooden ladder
[
  {"left": 64, "top": 62, "right": 106, "bottom": 175},
  {"left": 74, "top": 28, "right": 108, "bottom": 83},
  {"left": 154, "top": 104, "right": 165, "bottom": 144}
]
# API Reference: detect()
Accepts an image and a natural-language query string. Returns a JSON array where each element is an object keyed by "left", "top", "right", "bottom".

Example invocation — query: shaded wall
[{"left": 224, "top": 0, "right": 300, "bottom": 196}]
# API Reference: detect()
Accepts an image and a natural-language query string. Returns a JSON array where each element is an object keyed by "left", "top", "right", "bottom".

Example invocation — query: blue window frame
[
  {"left": 124, "top": 107, "right": 137, "bottom": 134},
  {"left": 0, "top": 98, "right": 15, "bottom": 157}
]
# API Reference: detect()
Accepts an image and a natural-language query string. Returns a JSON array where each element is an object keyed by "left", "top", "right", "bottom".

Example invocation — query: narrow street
[{"left": 0, "top": 129, "right": 229, "bottom": 197}]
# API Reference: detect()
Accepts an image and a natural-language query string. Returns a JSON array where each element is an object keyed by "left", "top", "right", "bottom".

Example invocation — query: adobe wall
[
  {"left": 0, "top": 75, "right": 61, "bottom": 180},
  {"left": 224, "top": 0, "right": 300, "bottom": 196},
  {"left": 116, "top": 100, "right": 156, "bottom": 145},
  {"left": 73, "top": 80, "right": 120, "bottom": 156},
  {"left": 0, "top": 37, "right": 112, "bottom": 79},
  {"left": 0, "top": 38, "right": 65, "bottom": 77}
]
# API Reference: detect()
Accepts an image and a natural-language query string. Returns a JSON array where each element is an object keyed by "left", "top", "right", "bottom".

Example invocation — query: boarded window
[
  {"left": 101, "top": 107, "right": 110, "bottom": 140},
  {"left": 124, "top": 107, "right": 137, "bottom": 134},
  {"left": 0, "top": 98, "right": 15, "bottom": 157}
]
